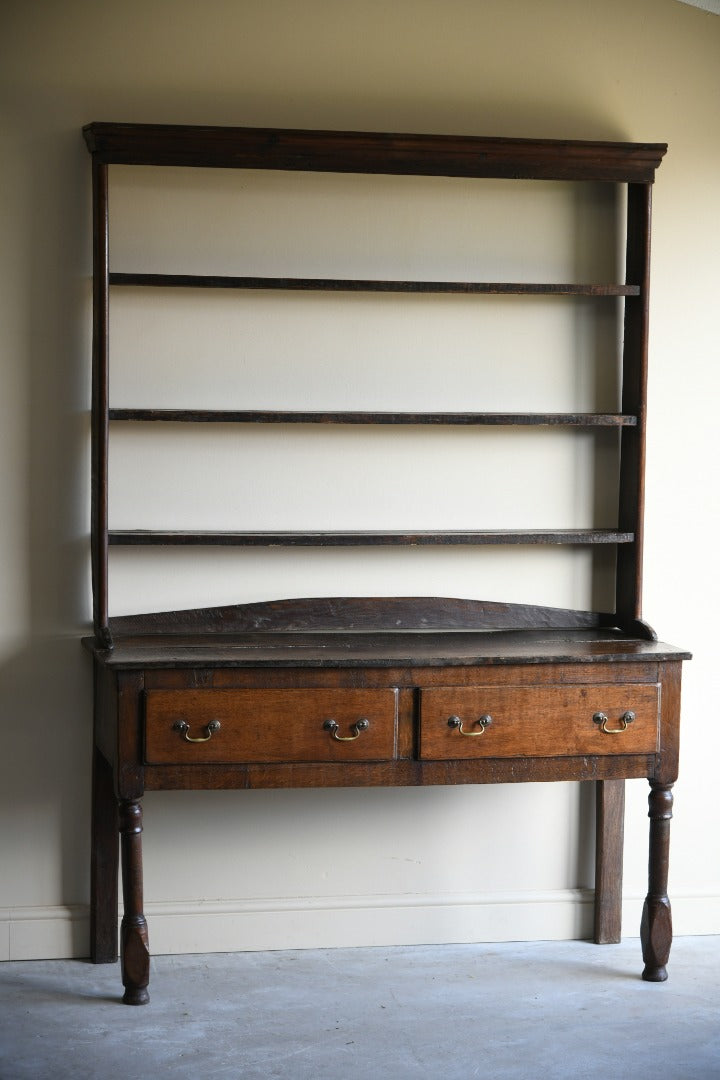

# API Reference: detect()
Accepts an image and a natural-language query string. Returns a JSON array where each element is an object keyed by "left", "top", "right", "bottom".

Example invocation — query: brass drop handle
[
  {"left": 448, "top": 714, "right": 493, "bottom": 736},
  {"left": 323, "top": 718, "right": 370, "bottom": 741},
  {"left": 593, "top": 710, "right": 635, "bottom": 734},
  {"left": 172, "top": 719, "right": 221, "bottom": 743}
]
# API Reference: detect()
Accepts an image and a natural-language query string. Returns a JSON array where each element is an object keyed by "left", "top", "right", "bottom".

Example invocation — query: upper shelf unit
[{"left": 84, "top": 122, "right": 667, "bottom": 642}]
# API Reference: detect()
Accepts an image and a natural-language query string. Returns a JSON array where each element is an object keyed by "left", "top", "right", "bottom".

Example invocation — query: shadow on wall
[
  {"left": 23, "top": 127, "right": 91, "bottom": 635},
  {"left": 0, "top": 125, "right": 94, "bottom": 945},
  {"left": 0, "top": 638, "right": 93, "bottom": 940}
]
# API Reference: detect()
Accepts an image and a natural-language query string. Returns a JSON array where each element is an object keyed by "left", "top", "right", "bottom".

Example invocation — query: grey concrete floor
[{"left": 1, "top": 937, "right": 719, "bottom": 1080}]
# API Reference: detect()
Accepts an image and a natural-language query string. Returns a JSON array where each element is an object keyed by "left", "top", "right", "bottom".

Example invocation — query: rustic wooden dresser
[{"left": 82, "top": 123, "right": 689, "bottom": 1004}]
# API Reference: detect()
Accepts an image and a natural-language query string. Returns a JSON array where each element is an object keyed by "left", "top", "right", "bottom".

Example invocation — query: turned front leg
[
  {"left": 640, "top": 782, "right": 673, "bottom": 982},
  {"left": 119, "top": 799, "right": 150, "bottom": 1005}
]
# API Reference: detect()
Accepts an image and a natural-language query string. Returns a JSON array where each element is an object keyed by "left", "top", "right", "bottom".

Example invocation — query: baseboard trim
[
  {"left": 2, "top": 890, "right": 719, "bottom": 961},
  {"left": 146, "top": 888, "right": 597, "bottom": 955},
  {"left": 0, "top": 905, "right": 88, "bottom": 962}
]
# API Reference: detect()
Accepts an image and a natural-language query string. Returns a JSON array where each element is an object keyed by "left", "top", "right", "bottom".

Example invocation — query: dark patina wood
[
  {"left": 90, "top": 744, "right": 118, "bottom": 963},
  {"left": 83, "top": 122, "right": 686, "bottom": 1006},
  {"left": 89, "top": 626, "right": 684, "bottom": 670},
  {"left": 641, "top": 783, "right": 674, "bottom": 981},
  {"left": 118, "top": 800, "right": 150, "bottom": 1005},
  {"left": 107, "top": 528, "right": 635, "bottom": 548},
  {"left": 616, "top": 183, "right": 653, "bottom": 626},
  {"left": 109, "top": 409, "right": 637, "bottom": 426},
  {"left": 594, "top": 779, "right": 626, "bottom": 944},
  {"left": 85, "top": 625, "right": 687, "bottom": 1006},
  {"left": 109, "top": 271, "right": 640, "bottom": 296},
  {"left": 106, "top": 596, "right": 626, "bottom": 635},
  {"left": 90, "top": 161, "right": 111, "bottom": 650},
  {"left": 83, "top": 122, "right": 666, "bottom": 181}
]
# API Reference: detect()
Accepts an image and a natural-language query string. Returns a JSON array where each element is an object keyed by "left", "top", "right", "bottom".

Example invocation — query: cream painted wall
[{"left": 1, "top": 0, "right": 718, "bottom": 961}]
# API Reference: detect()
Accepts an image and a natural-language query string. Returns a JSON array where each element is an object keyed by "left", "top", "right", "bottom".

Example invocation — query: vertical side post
[
  {"left": 91, "top": 159, "right": 111, "bottom": 648},
  {"left": 616, "top": 182, "right": 652, "bottom": 625},
  {"left": 594, "top": 778, "right": 625, "bottom": 944}
]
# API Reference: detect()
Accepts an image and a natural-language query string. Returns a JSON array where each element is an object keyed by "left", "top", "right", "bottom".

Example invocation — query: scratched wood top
[{"left": 83, "top": 628, "right": 690, "bottom": 670}]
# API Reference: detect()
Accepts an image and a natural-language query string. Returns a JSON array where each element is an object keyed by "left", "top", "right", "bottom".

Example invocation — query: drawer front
[
  {"left": 145, "top": 688, "right": 397, "bottom": 764},
  {"left": 419, "top": 683, "right": 659, "bottom": 760}
]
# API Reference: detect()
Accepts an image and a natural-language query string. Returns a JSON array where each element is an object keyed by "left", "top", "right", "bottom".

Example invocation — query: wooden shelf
[
  {"left": 108, "top": 529, "right": 634, "bottom": 548},
  {"left": 109, "top": 409, "right": 637, "bottom": 427},
  {"left": 109, "top": 272, "right": 639, "bottom": 297}
]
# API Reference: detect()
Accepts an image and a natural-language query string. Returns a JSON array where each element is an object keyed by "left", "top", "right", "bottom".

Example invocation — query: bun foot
[{"left": 642, "top": 964, "right": 668, "bottom": 982}]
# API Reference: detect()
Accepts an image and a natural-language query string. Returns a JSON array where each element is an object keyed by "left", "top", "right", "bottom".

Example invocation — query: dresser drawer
[
  {"left": 419, "top": 683, "right": 659, "bottom": 760},
  {"left": 145, "top": 688, "right": 397, "bottom": 764}
]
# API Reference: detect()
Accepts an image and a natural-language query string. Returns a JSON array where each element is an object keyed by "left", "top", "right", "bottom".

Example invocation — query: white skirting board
[{"left": 2, "top": 891, "right": 719, "bottom": 961}]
